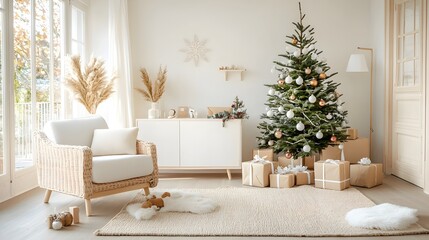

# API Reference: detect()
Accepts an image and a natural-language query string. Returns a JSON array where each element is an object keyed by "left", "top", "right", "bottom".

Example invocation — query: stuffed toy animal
[{"left": 141, "top": 192, "right": 171, "bottom": 209}]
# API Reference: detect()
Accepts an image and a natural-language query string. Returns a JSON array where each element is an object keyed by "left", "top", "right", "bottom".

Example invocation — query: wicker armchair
[{"left": 34, "top": 116, "right": 158, "bottom": 216}]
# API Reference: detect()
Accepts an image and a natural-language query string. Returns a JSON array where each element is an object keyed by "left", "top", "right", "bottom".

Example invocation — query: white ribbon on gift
[
  {"left": 315, "top": 159, "right": 349, "bottom": 189},
  {"left": 275, "top": 166, "right": 292, "bottom": 188},
  {"left": 340, "top": 147, "right": 345, "bottom": 161},
  {"left": 291, "top": 165, "right": 311, "bottom": 184},
  {"left": 249, "top": 155, "right": 274, "bottom": 186}
]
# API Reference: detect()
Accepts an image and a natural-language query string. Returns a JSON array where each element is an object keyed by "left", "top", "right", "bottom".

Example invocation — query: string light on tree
[{"left": 257, "top": 2, "right": 348, "bottom": 158}]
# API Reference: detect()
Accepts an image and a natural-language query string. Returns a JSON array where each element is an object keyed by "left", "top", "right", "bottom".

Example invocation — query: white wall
[{"left": 89, "top": 0, "right": 385, "bottom": 163}]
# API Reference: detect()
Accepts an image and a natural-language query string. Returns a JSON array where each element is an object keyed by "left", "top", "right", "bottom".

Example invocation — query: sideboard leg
[{"left": 226, "top": 169, "right": 232, "bottom": 180}]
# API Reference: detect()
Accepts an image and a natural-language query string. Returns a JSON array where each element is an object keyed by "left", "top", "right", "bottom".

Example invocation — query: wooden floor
[{"left": 0, "top": 174, "right": 428, "bottom": 240}]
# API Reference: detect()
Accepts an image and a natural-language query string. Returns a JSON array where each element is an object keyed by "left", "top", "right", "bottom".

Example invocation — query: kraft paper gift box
[
  {"left": 278, "top": 156, "right": 302, "bottom": 167},
  {"left": 270, "top": 173, "right": 295, "bottom": 188},
  {"left": 350, "top": 163, "right": 383, "bottom": 188},
  {"left": 347, "top": 128, "right": 359, "bottom": 140},
  {"left": 295, "top": 170, "right": 315, "bottom": 185},
  {"left": 242, "top": 160, "right": 274, "bottom": 187},
  {"left": 314, "top": 160, "right": 350, "bottom": 191},
  {"left": 207, "top": 107, "right": 231, "bottom": 117},
  {"left": 252, "top": 148, "right": 275, "bottom": 161},
  {"left": 303, "top": 156, "right": 315, "bottom": 170},
  {"left": 319, "top": 138, "right": 369, "bottom": 164},
  {"left": 319, "top": 146, "right": 341, "bottom": 161}
]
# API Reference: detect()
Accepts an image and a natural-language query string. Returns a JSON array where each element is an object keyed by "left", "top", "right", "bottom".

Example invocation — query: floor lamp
[{"left": 346, "top": 47, "right": 373, "bottom": 159}]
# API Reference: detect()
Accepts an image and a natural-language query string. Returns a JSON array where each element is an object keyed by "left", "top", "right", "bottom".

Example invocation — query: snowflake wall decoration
[{"left": 180, "top": 35, "right": 209, "bottom": 66}]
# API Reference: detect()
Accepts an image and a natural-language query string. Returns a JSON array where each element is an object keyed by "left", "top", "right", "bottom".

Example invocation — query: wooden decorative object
[{"left": 69, "top": 206, "right": 80, "bottom": 224}]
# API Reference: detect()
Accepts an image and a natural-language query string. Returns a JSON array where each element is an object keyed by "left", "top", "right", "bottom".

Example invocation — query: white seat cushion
[
  {"left": 92, "top": 155, "right": 154, "bottom": 183},
  {"left": 91, "top": 128, "right": 139, "bottom": 156}
]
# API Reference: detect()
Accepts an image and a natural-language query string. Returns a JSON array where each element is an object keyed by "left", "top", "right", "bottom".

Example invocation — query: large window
[
  {"left": 13, "top": 0, "right": 63, "bottom": 169},
  {"left": 71, "top": 6, "right": 85, "bottom": 58}
]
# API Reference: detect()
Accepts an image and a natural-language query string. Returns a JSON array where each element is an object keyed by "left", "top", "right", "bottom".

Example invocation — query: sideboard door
[
  {"left": 179, "top": 119, "right": 242, "bottom": 168},
  {"left": 136, "top": 120, "right": 180, "bottom": 167}
]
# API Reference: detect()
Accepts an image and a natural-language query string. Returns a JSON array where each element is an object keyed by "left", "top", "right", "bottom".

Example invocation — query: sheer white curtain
[{"left": 107, "top": 0, "right": 134, "bottom": 127}]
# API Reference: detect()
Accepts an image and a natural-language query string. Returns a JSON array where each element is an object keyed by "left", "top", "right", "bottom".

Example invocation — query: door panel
[{"left": 392, "top": 0, "right": 425, "bottom": 187}]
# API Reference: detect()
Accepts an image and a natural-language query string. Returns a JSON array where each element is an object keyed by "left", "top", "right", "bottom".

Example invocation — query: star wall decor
[{"left": 180, "top": 35, "right": 209, "bottom": 66}]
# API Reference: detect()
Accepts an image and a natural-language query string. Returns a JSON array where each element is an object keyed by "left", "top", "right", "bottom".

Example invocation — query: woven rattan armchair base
[{"left": 35, "top": 131, "right": 159, "bottom": 216}]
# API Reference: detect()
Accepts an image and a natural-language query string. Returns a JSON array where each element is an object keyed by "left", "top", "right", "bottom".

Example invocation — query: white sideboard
[{"left": 136, "top": 119, "right": 242, "bottom": 179}]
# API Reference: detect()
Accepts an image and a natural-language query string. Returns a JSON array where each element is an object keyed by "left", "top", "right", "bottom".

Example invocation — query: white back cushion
[
  {"left": 91, "top": 128, "right": 138, "bottom": 156},
  {"left": 44, "top": 116, "right": 108, "bottom": 147}
]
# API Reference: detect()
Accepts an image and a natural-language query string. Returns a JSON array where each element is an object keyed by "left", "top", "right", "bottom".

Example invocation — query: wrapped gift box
[
  {"left": 295, "top": 170, "right": 315, "bottom": 185},
  {"left": 314, "top": 160, "right": 350, "bottom": 191},
  {"left": 303, "top": 156, "right": 315, "bottom": 170},
  {"left": 347, "top": 128, "right": 358, "bottom": 140},
  {"left": 242, "top": 160, "right": 275, "bottom": 187},
  {"left": 278, "top": 156, "right": 302, "bottom": 167},
  {"left": 319, "top": 138, "right": 369, "bottom": 164},
  {"left": 252, "top": 148, "right": 275, "bottom": 161},
  {"left": 270, "top": 173, "right": 295, "bottom": 188},
  {"left": 350, "top": 163, "right": 383, "bottom": 188}
]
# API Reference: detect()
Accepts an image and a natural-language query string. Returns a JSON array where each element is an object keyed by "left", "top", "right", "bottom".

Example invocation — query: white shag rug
[
  {"left": 126, "top": 190, "right": 218, "bottom": 220},
  {"left": 346, "top": 203, "right": 419, "bottom": 230},
  {"left": 95, "top": 187, "right": 429, "bottom": 237}
]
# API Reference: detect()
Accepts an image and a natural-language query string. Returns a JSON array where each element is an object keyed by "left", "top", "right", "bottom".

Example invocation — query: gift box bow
[
  {"left": 275, "top": 166, "right": 292, "bottom": 175},
  {"left": 324, "top": 159, "right": 341, "bottom": 165},
  {"left": 358, "top": 157, "right": 371, "bottom": 165},
  {"left": 291, "top": 165, "right": 308, "bottom": 173},
  {"left": 252, "top": 155, "right": 267, "bottom": 163}
]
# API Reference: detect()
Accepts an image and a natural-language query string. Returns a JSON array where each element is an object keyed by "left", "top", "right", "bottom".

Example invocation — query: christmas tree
[{"left": 257, "top": 3, "right": 348, "bottom": 159}]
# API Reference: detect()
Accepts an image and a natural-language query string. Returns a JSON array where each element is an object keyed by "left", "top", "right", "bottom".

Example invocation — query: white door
[{"left": 391, "top": 0, "right": 425, "bottom": 187}]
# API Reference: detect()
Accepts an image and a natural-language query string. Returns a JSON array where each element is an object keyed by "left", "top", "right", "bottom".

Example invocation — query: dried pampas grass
[
  {"left": 65, "top": 55, "right": 115, "bottom": 114},
  {"left": 135, "top": 66, "right": 167, "bottom": 102}
]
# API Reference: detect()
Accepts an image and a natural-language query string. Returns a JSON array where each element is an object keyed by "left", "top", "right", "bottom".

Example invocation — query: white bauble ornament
[
  {"left": 311, "top": 53, "right": 317, "bottom": 60},
  {"left": 303, "top": 144, "right": 311, "bottom": 152},
  {"left": 52, "top": 220, "right": 63, "bottom": 230},
  {"left": 308, "top": 94, "right": 317, "bottom": 103},
  {"left": 337, "top": 105, "right": 343, "bottom": 111},
  {"left": 316, "top": 67, "right": 322, "bottom": 73},
  {"left": 338, "top": 143, "right": 344, "bottom": 150},
  {"left": 268, "top": 88, "right": 275, "bottom": 95},
  {"left": 260, "top": 139, "right": 266, "bottom": 145},
  {"left": 308, "top": 44, "right": 315, "bottom": 50},
  {"left": 316, "top": 130, "right": 323, "bottom": 139},
  {"left": 302, "top": 48, "right": 309, "bottom": 54},
  {"left": 296, "top": 121, "right": 305, "bottom": 131},
  {"left": 286, "top": 110, "right": 294, "bottom": 119},
  {"left": 296, "top": 76, "right": 303, "bottom": 85},
  {"left": 278, "top": 106, "right": 285, "bottom": 113},
  {"left": 293, "top": 50, "right": 300, "bottom": 57},
  {"left": 285, "top": 76, "right": 293, "bottom": 84},
  {"left": 267, "top": 110, "right": 274, "bottom": 117},
  {"left": 326, "top": 113, "right": 333, "bottom": 120},
  {"left": 268, "top": 140, "right": 274, "bottom": 146}
]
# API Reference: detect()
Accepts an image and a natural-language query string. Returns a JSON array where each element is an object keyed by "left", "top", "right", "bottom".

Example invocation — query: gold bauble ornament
[
  {"left": 305, "top": 67, "right": 311, "bottom": 75},
  {"left": 330, "top": 135, "right": 337, "bottom": 142},
  {"left": 319, "top": 99, "right": 326, "bottom": 106},
  {"left": 319, "top": 72, "right": 327, "bottom": 79},
  {"left": 285, "top": 152, "right": 292, "bottom": 159},
  {"left": 289, "top": 94, "right": 296, "bottom": 100},
  {"left": 277, "top": 79, "right": 285, "bottom": 85},
  {"left": 274, "top": 130, "right": 282, "bottom": 139},
  {"left": 291, "top": 38, "right": 297, "bottom": 45},
  {"left": 310, "top": 78, "right": 318, "bottom": 87}
]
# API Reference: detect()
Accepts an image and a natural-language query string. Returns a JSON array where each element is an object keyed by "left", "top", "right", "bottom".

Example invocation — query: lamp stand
[{"left": 357, "top": 47, "right": 373, "bottom": 159}]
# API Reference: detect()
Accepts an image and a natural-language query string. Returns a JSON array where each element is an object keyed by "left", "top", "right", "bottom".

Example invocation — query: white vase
[{"left": 148, "top": 102, "right": 160, "bottom": 119}]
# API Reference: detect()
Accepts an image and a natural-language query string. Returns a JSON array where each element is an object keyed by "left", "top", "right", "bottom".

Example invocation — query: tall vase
[{"left": 148, "top": 102, "right": 160, "bottom": 119}]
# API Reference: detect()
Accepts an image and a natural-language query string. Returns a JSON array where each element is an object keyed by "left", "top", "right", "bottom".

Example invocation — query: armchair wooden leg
[
  {"left": 44, "top": 190, "right": 52, "bottom": 203},
  {"left": 143, "top": 187, "right": 150, "bottom": 196},
  {"left": 85, "top": 199, "right": 92, "bottom": 216}
]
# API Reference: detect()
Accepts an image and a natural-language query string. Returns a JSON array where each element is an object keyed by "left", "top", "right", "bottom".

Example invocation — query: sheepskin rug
[
  {"left": 345, "top": 203, "right": 418, "bottom": 230},
  {"left": 126, "top": 190, "right": 218, "bottom": 220}
]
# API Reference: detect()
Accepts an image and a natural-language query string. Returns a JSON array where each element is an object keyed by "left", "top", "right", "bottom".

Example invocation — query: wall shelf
[{"left": 219, "top": 69, "right": 246, "bottom": 81}]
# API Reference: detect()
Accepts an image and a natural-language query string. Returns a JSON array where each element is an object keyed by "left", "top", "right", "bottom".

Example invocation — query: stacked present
[
  {"left": 314, "top": 159, "right": 350, "bottom": 191},
  {"left": 242, "top": 153, "right": 276, "bottom": 187},
  {"left": 270, "top": 166, "right": 295, "bottom": 188},
  {"left": 350, "top": 157, "right": 383, "bottom": 188},
  {"left": 291, "top": 165, "right": 315, "bottom": 186}
]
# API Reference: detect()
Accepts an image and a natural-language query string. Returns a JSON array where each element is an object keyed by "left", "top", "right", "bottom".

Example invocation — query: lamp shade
[{"left": 346, "top": 54, "right": 369, "bottom": 72}]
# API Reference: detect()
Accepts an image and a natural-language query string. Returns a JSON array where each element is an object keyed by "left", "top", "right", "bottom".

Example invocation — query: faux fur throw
[
  {"left": 127, "top": 190, "right": 218, "bottom": 220},
  {"left": 345, "top": 203, "right": 418, "bottom": 230}
]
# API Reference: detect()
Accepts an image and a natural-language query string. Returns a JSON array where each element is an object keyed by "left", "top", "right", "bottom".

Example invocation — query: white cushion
[
  {"left": 91, "top": 128, "right": 138, "bottom": 156},
  {"left": 92, "top": 155, "right": 154, "bottom": 183},
  {"left": 44, "top": 116, "right": 108, "bottom": 147}
]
